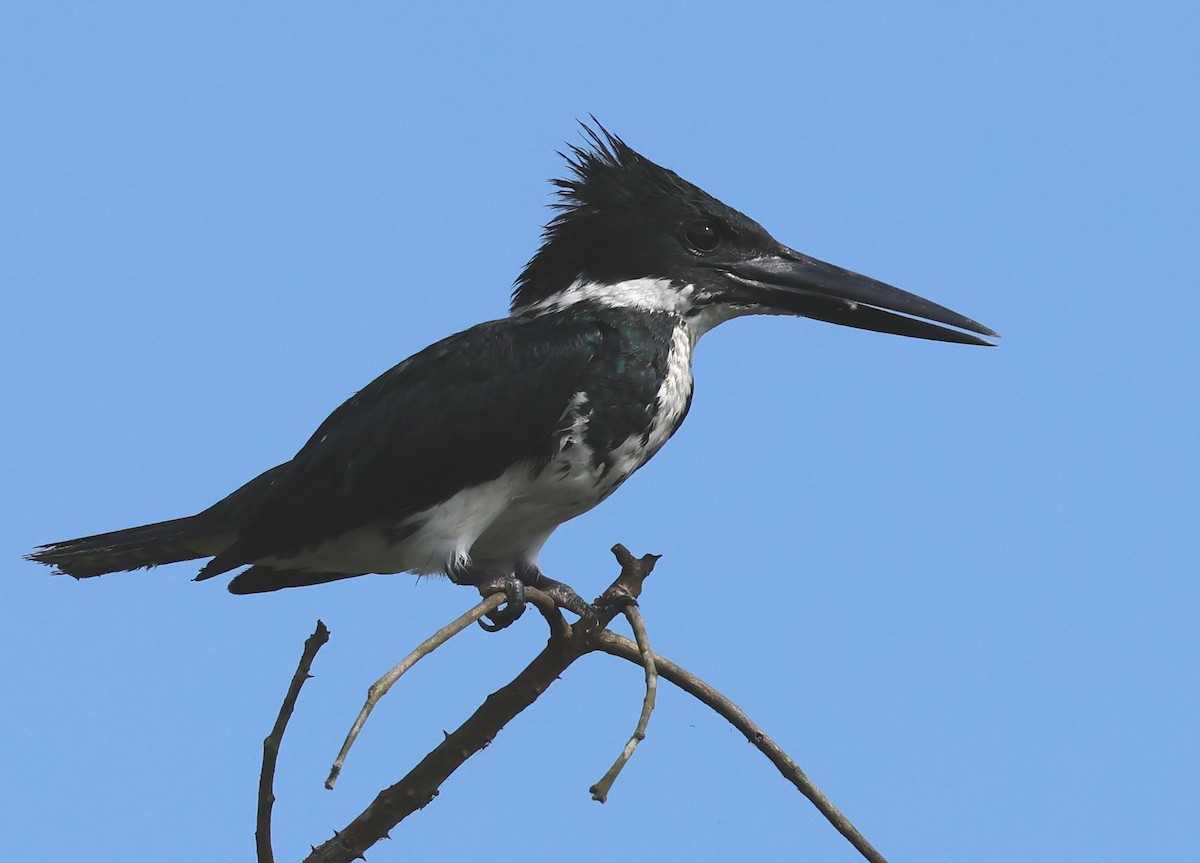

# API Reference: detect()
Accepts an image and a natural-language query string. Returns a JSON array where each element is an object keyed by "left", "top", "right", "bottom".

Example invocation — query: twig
[
  {"left": 603, "top": 544, "right": 660, "bottom": 604},
  {"left": 300, "top": 545, "right": 888, "bottom": 863},
  {"left": 302, "top": 547, "right": 660, "bottom": 863},
  {"left": 325, "top": 594, "right": 504, "bottom": 789},
  {"left": 589, "top": 604, "right": 657, "bottom": 802},
  {"left": 257, "top": 620, "right": 330, "bottom": 863},
  {"left": 596, "top": 631, "right": 889, "bottom": 863},
  {"left": 304, "top": 620, "right": 584, "bottom": 863}
]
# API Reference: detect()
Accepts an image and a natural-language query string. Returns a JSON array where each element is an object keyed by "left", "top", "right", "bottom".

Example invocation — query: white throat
[{"left": 514, "top": 277, "right": 750, "bottom": 342}]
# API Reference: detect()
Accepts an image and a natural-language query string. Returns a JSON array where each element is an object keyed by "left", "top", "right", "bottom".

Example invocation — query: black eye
[{"left": 684, "top": 218, "right": 720, "bottom": 253}]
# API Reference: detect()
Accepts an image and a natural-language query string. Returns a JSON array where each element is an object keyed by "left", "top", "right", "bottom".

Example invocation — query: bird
[{"left": 28, "top": 124, "right": 998, "bottom": 629}]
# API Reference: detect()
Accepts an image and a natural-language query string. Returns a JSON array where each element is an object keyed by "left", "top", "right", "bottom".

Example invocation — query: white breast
[{"left": 278, "top": 320, "right": 698, "bottom": 579}]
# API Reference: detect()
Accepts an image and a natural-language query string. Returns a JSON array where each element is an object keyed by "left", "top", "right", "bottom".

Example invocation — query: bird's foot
[
  {"left": 517, "top": 564, "right": 637, "bottom": 632},
  {"left": 516, "top": 564, "right": 590, "bottom": 618},
  {"left": 449, "top": 563, "right": 528, "bottom": 631},
  {"left": 450, "top": 563, "right": 637, "bottom": 633}
]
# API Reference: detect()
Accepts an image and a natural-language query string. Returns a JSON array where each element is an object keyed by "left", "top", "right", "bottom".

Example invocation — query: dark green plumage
[
  {"left": 197, "top": 316, "right": 607, "bottom": 578},
  {"left": 28, "top": 122, "right": 994, "bottom": 613}
]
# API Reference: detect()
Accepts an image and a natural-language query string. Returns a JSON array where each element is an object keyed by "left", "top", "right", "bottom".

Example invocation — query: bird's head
[{"left": 512, "top": 124, "right": 997, "bottom": 346}]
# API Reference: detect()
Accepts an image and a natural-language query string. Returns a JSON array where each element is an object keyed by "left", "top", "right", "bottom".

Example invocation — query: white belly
[
  {"left": 285, "top": 449, "right": 617, "bottom": 576},
  {"left": 277, "top": 321, "right": 696, "bottom": 577}
]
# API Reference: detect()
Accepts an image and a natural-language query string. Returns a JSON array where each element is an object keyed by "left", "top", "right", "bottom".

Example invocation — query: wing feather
[{"left": 199, "top": 317, "right": 605, "bottom": 576}]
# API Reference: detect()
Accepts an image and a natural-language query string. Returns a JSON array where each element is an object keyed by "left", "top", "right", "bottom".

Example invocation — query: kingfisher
[{"left": 28, "top": 125, "right": 998, "bottom": 629}]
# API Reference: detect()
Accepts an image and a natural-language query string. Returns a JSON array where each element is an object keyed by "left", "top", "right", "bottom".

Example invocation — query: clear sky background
[{"left": 4, "top": 3, "right": 1197, "bottom": 862}]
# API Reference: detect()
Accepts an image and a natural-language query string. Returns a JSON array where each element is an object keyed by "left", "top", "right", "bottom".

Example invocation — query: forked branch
[
  {"left": 263, "top": 549, "right": 887, "bottom": 863},
  {"left": 301, "top": 546, "right": 659, "bottom": 863}
]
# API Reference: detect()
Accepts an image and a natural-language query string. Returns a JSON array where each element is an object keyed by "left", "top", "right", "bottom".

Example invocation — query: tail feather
[
  {"left": 27, "top": 515, "right": 227, "bottom": 579},
  {"left": 227, "top": 567, "right": 362, "bottom": 594}
]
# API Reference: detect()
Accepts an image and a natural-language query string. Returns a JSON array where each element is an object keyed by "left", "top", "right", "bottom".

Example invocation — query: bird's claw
[
  {"left": 578, "top": 591, "right": 638, "bottom": 631},
  {"left": 600, "top": 592, "right": 639, "bottom": 613},
  {"left": 448, "top": 564, "right": 529, "bottom": 631},
  {"left": 453, "top": 563, "right": 631, "bottom": 633},
  {"left": 477, "top": 573, "right": 527, "bottom": 631},
  {"left": 517, "top": 565, "right": 622, "bottom": 629},
  {"left": 525, "top": 567, "right": 639, "bottom": 631}
]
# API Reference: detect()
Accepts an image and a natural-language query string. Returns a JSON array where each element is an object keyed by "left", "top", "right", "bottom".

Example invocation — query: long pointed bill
[{"left": 721, "top": 249, "right": 999, "bottom": 346}]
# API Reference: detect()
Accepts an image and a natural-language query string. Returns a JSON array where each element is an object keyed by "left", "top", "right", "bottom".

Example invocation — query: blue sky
[{"left": 4, "top": 3, "right": 1198, "bottom": 861}]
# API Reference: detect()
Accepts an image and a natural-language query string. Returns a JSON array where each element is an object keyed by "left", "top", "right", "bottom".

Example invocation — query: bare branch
[
  {"left": 257, "top": 620, "right": 330, "bottom": 863},
  {"left": 589, "top": 604, "right": 657, "bottom": 802},
  {"left": 302, "top": 548, "right": 660, "bottom": 863},
  {"left": 603, "top": 543, "right": 660, "bottom": 603},
  {"left": 294, "top": 545, "right": 888, "bottom": 863},
  {"left": 325, "top": 594, "right": 504, "bottom": 789},
  {"left": 304, "top": 623, "right": 585, "bottom": 862},
  {"left": 596, "top": 631, "right": 889, "bottom": 863}
]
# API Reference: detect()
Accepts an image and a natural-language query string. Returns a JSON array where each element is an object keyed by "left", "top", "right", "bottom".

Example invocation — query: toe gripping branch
[
  {"left": 449, "top": 560, "right": 642, "bottom": 633},
  {"left": 447, "top": 564, "right": 528, "bottom": 631}
]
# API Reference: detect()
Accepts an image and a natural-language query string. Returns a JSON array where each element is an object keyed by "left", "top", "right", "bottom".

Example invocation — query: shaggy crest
[{"left": 512, "top": 122, "right": 767, "bottom": 311}]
